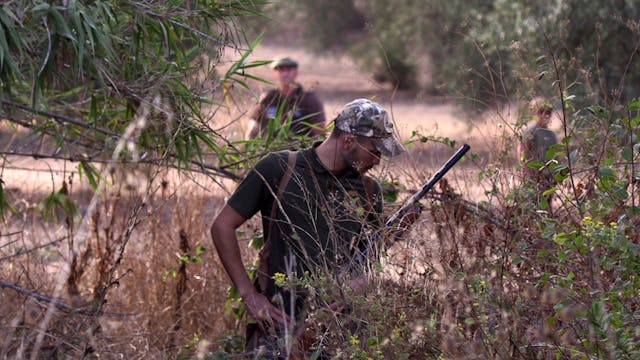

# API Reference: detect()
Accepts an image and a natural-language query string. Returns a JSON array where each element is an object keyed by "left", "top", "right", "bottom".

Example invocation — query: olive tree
[
  {"left": 286, "top": 0, "right": 640, "bottom": 110},
  {"left": 0, "top": 1, "right": 267, "bottom": 208}
]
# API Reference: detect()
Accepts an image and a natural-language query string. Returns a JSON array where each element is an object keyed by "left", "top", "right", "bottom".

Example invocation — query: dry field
[{"left": 0, "top": 40, "right": 538, "bottom": 358}]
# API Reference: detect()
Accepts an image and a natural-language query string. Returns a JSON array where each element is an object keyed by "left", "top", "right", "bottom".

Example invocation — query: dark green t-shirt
[{"left": 228, "top": 143, "right": 383, "bottom": 299}]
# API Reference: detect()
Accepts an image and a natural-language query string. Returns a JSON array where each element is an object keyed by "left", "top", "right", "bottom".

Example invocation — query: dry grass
[
  {"left": 2, "top": 41, "right": 604, "bottom": 359},
  {"left": 0, "top": 168, "right": 248, "bottom": 357}
]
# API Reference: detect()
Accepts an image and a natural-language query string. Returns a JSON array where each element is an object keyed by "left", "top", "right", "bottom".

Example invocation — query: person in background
[
  {"left": 518, "top": 96, "right": 558, "bottom": 185},
  {"left": 246, "top": 56, "right": 326, "bottom": 140},
  {"left": 212, "top": 99, "right": 418, "bottom": 358}
]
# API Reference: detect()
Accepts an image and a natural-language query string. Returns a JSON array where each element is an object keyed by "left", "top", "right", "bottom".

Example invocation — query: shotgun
[
  {"left": 292, "top": 144, "right": 471, "bottom": 358},
  {"left": 343, "top": 143, "right": 471, "bottom": 275}
]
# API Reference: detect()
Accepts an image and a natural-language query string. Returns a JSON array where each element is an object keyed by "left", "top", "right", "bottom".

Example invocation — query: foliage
[
  {"left": 285, "top": 0, "right": 640, "bottom": 110},
  {"left": 0, "top": 1, "right": 271, "bottom": 358},
  {"left": 282, "top": 0, "right": 365, "bottom": 52},
  {"left": 299, "top": 98, "right": 638, "bottom": 359},
  {"left": 0, "top": 0, "right": 271, "bottom": 216},
  {"left": 2, "top": 0, "right": 640, "bottom": 358},
  {"left": 214, "top": 41, "right": 639, "bottom": 360}
]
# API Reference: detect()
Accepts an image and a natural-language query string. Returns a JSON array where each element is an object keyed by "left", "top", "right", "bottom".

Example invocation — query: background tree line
[{"left": 274, "top": 0, "right": 639, "bottom": 111}]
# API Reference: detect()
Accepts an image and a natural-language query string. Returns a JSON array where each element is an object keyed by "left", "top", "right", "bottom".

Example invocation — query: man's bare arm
[
  {"left": 246, "top": 118, "right": 260, "bottom": 139},
  {"left": 210, "top": 204, "right": 291, "bottom": 329}
]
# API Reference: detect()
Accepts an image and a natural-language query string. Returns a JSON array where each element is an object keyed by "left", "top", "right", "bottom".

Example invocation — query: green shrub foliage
[{"left": 291, "top": 0, "right": 640, "bottom": 109}]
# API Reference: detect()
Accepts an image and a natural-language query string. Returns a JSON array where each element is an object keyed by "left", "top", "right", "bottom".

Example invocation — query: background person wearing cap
[
  {"left": 246, "top": 56, "right": 326, "bottom": 140},
  {"left": 211, "top": 99, "right": 420, "bottom": 357}
]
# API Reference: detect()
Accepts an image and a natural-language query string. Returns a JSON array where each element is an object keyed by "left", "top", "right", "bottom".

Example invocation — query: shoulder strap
[
  {"left": 362, "top": 175, "right": 375, "bottom": 214},
  {"left": 268, "top": 151, "right": 298, "bottom": 234},
  {"left": 257, "top": 151, "right": 298, "bottom": 292},
  {"left": 261, "top": 89, "right": 280, "bottom": 105}
]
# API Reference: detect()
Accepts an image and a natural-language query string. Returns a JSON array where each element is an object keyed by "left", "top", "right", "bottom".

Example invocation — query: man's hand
[
  {"left": 391, "top": 202, "right": 424, "bottom": 240},
  {"left": 400, "top": 202, "right": 424, "bottom": 228},
  {"left": 243, "top": 289, "right": 293, "bottom": 331}
]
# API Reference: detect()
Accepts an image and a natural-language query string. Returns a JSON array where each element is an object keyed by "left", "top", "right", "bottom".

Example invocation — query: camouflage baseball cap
[
  {"left": 270, "top": 56, "right": 298, "bottom": 70},
  {"left": 334, "top": 99, "right": 405, "bottom": 157}
]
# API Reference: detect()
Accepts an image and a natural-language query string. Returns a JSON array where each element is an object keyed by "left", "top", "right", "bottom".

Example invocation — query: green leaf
[
  {"left": 48, "top": 6, "right": 77, "bottom": 42},
  {"left": 248, "top": 235, "right": 264, "bottom": 250},
  {"left": 554, "top": 168, "right": 570, "bottom": 183},
  {"left": 540, "top": 196, "right": 548, "bottom": 210},
  {"left": 557, "top": 251, "right": 567, "bottom": 262},
  {"left": 527, "top": 160, "right": 544, "bottom": 169},
  {"left": 628, "top": 98, "right": 640, "bottom": 111},
  {"left": 621, "top": 147, "right": 633, "bottom": 162},
  {"left": 78, "top": 161, "right": 102, "bottom": 190},
  {"left": 598, "top": 167, "right": 616, "bottom": 181},
  {"left": 554, "top": 232, "right": 569, "bottom": 245},
  {"left": 614, "top": 188, "right": 629, "bottom": 201},
  {"left": 542, "top": 186, "right": 557, "bottom": 197},
  {"left": 38, "top": 183, "right": 78, "bottom": 225},
  {"left": 0, "top": 178, "right": 18, "bottom": 223},
  {"left": 32, "top": 3, "right": 51, "bottom": 12}
]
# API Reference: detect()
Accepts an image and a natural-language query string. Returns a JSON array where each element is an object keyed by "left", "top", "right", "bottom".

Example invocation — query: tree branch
[
  {"left": 1, "top": 100, "right": 121, "bottom": 138},
  {"left": 0, "top": 279, "right": 132, "bottom": 317},
  {"left": 1, "top": 150, "right": 242, "bottom": 181}
]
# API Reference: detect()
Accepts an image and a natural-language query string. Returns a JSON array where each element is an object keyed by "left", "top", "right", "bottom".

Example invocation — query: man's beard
[{"left": 345, "top": 148, "right": 371, "bottom": 174}]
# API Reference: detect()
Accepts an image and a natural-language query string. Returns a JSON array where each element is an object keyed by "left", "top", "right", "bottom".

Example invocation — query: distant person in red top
[{"left": 246, "top": 56, "right": 326, "bottom": 140}]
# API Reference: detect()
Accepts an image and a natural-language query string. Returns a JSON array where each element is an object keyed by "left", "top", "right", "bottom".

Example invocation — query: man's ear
[{"left": 342, "top": 134, "right": 357, "bottom": 150}]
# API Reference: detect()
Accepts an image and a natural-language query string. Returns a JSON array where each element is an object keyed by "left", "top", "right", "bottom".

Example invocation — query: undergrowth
[{"left": 1, "top": 14, "right": 639, "bottom": 360}]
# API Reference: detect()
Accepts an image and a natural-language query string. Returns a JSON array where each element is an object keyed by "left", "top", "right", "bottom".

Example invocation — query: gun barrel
[
  {"left": 385, "top": 143, "right": 470, "bottom": 227},
  {"left": 342, "top": 144, "right": 471, "bottom": 276}
]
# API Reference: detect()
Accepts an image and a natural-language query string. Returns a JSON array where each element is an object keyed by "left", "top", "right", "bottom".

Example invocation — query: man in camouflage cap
[
  {"left": 334, "top": 98, "right": 405, "bottom": 157},
  {"left": 212, "top": 98, "right": 415, "bottom": 358}
]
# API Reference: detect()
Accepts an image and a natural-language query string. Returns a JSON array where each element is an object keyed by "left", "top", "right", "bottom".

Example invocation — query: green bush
[
  {"left": 283, "top": 0, "right": 640, "bottom": 111},
  {"left": 214, "top": 84, "right": 640, "bottom": 359}
]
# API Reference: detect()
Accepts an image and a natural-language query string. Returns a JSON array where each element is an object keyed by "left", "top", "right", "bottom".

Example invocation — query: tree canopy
[
  {"left": 0, "top": 1, "right": 267, "bottom": 177},
  {"left": 288, "top": 0, "right": 640, "bottom": 110}
]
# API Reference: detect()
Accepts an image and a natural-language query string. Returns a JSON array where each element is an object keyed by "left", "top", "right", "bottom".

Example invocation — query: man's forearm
[
  {"left": 211, "top": 226, "right": 255, "bottom": 298},
  {"left": 246, "top": 119, "right": 260, "bottom": 139}
]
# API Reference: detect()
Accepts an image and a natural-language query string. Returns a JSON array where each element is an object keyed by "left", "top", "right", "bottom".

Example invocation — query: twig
[
  {"left": 0, "top": 236, "right": 67, "bottom": 262},
  {"left": 542, "top": 28, "right": 596, "bottom": 290},
  {"left": 1, "top": 150, "right": 243, "bottom": 181},
  {"left": 0, "top": 279, "right": 133, "bottom": 317},
  {"left": 1, "top": 100, "right": 121, "bottom": 138}
]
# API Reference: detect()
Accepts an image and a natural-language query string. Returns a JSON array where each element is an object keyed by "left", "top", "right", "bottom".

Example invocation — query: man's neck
[
  {"left": 315, "top": 139, "right": 347, "bottom": 172},
  {"left": 279, "top": 83, "right": 298, "bottom": 96}
]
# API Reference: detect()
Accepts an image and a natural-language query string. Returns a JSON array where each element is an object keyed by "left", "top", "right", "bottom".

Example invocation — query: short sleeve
[{"left": 227, "top": 153, "right": 284, "bottom": 219}]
